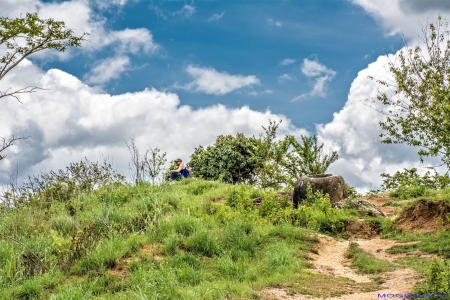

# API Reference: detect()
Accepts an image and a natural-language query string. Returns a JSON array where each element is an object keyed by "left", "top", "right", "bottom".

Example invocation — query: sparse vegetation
[{"left": 345, "top": 242, "right": 396, "bottom": 274}]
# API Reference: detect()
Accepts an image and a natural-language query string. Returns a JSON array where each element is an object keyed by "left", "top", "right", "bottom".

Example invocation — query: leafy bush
[
  {"left": 188, "top": 133, "right": 262, "bottom": 184},
  {"left": 380, "top": 168, "right": 450, "bottom": 199},
  {"left": 416, "top": 258, "right": 450, "bottom": 294},
  {"left": 188, "top": 120, "right": 339, "bottom": 189},
  {"left": 1, "top": 158, "right": 125, "bottom": 207},
  {"left": 224, "top": 183, "right": 351, "bottom": 235}
]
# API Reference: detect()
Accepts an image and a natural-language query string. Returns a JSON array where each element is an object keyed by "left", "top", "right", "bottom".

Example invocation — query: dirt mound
[
  {"left": 396, "top": 199, "right": 450, "bottom": 233},
  {"left": 345, "top": 219, "right": 379, "bottom": 239}
]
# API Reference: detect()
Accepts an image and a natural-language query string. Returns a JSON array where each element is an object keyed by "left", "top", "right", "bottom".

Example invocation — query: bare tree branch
[{"left": 0, "top": 136, "right": 29, "bottom": 161}]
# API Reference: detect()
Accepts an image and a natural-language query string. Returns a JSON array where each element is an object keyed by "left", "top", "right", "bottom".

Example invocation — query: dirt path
[{"left": 262, "top": 235, "right": 419, "bottom": 300}]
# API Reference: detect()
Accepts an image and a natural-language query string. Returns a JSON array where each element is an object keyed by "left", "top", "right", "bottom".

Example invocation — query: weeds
[{"left": 346, "top": 242, "right": 396, "bottom": 274}]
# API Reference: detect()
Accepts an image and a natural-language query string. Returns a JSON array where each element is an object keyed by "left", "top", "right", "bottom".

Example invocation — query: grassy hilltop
[{"left": 1, "top": 174, "right": 449, "bottom": 299}]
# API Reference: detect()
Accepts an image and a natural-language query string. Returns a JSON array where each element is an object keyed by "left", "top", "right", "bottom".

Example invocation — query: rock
[
  {"left": 293, "top": 174, "right": 348, "bottom": 207},
  {"left": 345, "top": 219, "right": 380, "bottom": 239},
  {"left": 252, "top": 197, "right": 263, "bottom": 206},
  {"left": 332, "top": 199, "right": 386, "bottom": 217}
]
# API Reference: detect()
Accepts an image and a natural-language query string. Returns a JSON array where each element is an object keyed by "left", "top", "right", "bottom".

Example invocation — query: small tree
[
  {"left": 144, "top": 147, "right": 167, "bottom": 185},
  {"left": 368, "top": 16, "right": 450, "bottom": 170},
  {"left": 0, "top": 13, "right": 87, "bottom": 160},
  {"left": 282, "top": 135, "right": 338, "bottom": 187},
  {"left": 188, "top": 133, "right": 262, "bottom": 184},
  {"left": 252, "top": 120, "right": 291, "bottom": 189}
]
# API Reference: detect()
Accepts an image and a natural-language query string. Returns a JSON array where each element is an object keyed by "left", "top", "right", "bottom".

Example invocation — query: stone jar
[{"left": 293, "top": 174, "right": 348, "bottom": 208}]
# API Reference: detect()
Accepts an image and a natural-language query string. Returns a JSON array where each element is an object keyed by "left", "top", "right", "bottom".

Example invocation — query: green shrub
[
  {"left": 380, "top": 168, "right": 450, "bottom": 199},
  {"left": 416, "top": 258, "right": 450, "bottom": 294}
]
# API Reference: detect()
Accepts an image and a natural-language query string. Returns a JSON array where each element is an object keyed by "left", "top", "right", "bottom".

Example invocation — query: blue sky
[
  {"left": 1, "top": 0, "right": 449, "bottom": 190},
  {"left": 40, "top": 0, "right": 402, "bottom": 129}
]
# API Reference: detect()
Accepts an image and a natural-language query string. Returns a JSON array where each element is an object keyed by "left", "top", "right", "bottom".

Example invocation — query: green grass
[
  {"left": 2, "top": 178, "right": 450, "bottom": 298},
  {"left": 345, "top": 242, "right": 397, "bottom": 274},
  {"left": 0, "top": 179, "right": 359, "bottom": 299}
]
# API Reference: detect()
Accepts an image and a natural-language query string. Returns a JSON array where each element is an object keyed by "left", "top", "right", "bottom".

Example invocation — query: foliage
[
  {"left": 369, "top": 16, "right": 450, "bottom": 170},
  {"left": 226, "top": 183, "right": 351, "bottom": 235},
  {"left": 188, "top": 133, "right": 262, "bottom": 184},
  {"left": 283, "top": 135, "right": 338, "bottom": 185},
  {"left": 126, "top": 137, "right": 168, "bottom": 184},
  {"left": 188, "top": 120, "right": 338, "bottom": 188},
  {"left": 144, "top": 147, "right": 167, "bottom": 185},
  {"left": 252, "top": 120, "right": 291, "bottom": 189},
  {"left": 0, "top": 13, "right": 87, "bottom": 85},
  {"left": 416, "top": 258, "right": 450, "bottom": 294},
  {"left": 0, "top": 13, "right": 87, "bottom": 161},
  {"left": 379, "top": 167, "right": 450, "bottom": 199},
  {"left": 346, "top": 184, "right": 361, "bottom": 200},
  {"left": 1, "top": 157, "right": 125, "bottom": 207}
]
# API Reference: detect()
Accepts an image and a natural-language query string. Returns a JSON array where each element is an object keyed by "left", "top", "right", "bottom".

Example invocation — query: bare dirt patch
[
  {"left": 307, "top": 235, "right": 371, "bottom": 283},
  {"left": 397, "top": 200, "right": 450, "bottom": 233},
  {"left": 345, "top": 219, "right": 379, "bottom": 240},
  {"left": 358, "top": 194, "right": 403, "bottom": 219},
  {"left": 396, "top": 199, "right": 450, "bottom": 233},
  {"left": 109, "top": 243, "right": 165, "bottom": 278},
  {"left": 262, "top": 235, "right": 420, "bottom": 300}
]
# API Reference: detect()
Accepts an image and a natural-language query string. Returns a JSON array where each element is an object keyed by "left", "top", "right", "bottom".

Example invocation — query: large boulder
[{"left": 293, "top": 174, "right": 348, "bottom": 207}]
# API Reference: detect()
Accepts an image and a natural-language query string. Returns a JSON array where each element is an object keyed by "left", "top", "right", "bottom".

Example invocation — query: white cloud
[
  {"left": 173, "top": 4, "right": 196, "bottom": 19},
  {"left": 248, "top": 90, "right": 273, "bottom": 96},
  {"left": 278, "top": 74, "right": 297, "bottom": 83},
  {"left": 108, "top": 28, "right": 159, "bottom": 54},
  {"left": 208, "top": 11, "right": 225, "bottom": 22},
  {"left": 352, "top": 0, "right": 450, "bottom": 39},
  {"left": 181, "top": 65, "right": 260, "bottom": 95},
  {"left": 85, "top": 55, "right": 131, "bottom": 85},
  {"left": 268, "top": 18, "right": 282, "bottom": 27},
  {"left": 93, "top": 0, "right": 128, "bottom": 9},
  {"left": 278, "top": 59, "right": 296, "bottom": 66},
  {"left": 316, "top": 50, "right": 439, "bottom": 191},
  {"left": 301, "top": 58, "right": 336, "bottom": 78},
  {"left": 292, "top": 58, "right": 336, "bottom": 100},
  {"left": 1, "top": 0, "right": 158, "bottom": 78},
  {"left": 0, "top": 60, "right": 306, "bottom": 182}
]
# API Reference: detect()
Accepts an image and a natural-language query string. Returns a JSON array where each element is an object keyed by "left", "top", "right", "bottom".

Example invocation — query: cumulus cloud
[
  {"left": 85, "top": 55, "right": 130, "bottom": 85},
  {"left": 278, "top": 59, "right": 296, "bottom": 66},
  {"left": 0, "top": 60, "right": 306, "bottom": 182},
  {"left": 352, "top": 0, "right": 450, "bottom": 39},
  {"left": 180, "top": 65, "right": 260, "bottom": 95},
  {"left": 1, "top": 0, "right": 158, "bottom": 84},
  {"left": 173, "top": 4, "right": 196, "bottom": 19},
  {"left": 316, "top": 51, "right": 439, "bottom": 191},
  {"left": 292, "top": 58, "right": 336, "bottom": 100},
  {"left": 208, "top": 11, "right": 225, "bottom": 22}
]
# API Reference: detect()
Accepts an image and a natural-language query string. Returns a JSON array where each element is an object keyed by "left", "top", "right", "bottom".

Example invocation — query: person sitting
[{"left": 168, "top": 158, "right": 189, "bottom": 181}]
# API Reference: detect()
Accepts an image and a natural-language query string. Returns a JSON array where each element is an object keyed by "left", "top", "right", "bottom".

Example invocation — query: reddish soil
[
  {"left": 345, "top": 219, "right": 379, "bottom": 239},
  {"left": 396, "top": 199, "right": 450, "bottom": 233},
  {"left": 358, "top": 194, "right": 403, "bottom": 219},
  {"left": 109, "top": 244, "right": 165, "bottom": 278}
]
